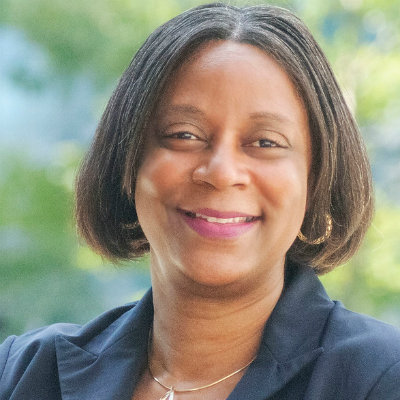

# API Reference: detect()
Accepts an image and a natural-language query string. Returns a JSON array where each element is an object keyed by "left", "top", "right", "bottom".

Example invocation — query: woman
[{"left": 1, "top": 3, "right": 399, "bottom": 400}]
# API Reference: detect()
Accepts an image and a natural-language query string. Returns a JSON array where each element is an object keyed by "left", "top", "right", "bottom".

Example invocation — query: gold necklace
[{"left": 148, "top": 333, "right": 256, "bottom": 400}]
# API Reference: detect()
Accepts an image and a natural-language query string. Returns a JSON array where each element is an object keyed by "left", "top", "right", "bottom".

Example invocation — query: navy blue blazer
[{"left": 1, "top": 264, "right": 400, "bottom": 399}]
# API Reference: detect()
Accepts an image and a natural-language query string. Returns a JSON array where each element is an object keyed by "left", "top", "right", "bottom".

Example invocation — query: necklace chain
[
  {"left": 148, "top": 355, "right": 256, "bottom": 393},
  {"left": 147, "top": 327, "right": 256, "bottom": 398}
]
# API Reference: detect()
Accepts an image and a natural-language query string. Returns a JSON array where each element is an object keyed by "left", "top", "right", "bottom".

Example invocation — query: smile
[
  {"left": 185, "top": 211, "right": 257, "bottom": 224},
  {"left": 179, "top": 208, "right": 260, "bottom": 239}
]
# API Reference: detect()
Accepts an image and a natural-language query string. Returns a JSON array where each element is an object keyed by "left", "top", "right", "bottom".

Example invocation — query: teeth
[{"left": 194, "top": 213, "right": 254, "bottom": 224}]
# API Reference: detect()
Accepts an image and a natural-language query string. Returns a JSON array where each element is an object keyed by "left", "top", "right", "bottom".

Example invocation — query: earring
[
  {"left": 297, "top": 215, "right": 332, "bottom": 245},
  {"left": 124, "top": 221, "right": 141, "bottom": 230}
]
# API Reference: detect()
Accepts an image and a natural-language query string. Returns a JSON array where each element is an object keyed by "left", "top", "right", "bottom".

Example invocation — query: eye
[
  {"left": 159, "top": 129, "right": 206, "bottom": 151},
  {"left": 246, "top": 138, "right": 287, "bottom": 148},
  {"left": 249, "top": 139, "right": 280, "bottom": 148},
  {"left": 167, "top": 131, "right": 199, "bottom": 140}
]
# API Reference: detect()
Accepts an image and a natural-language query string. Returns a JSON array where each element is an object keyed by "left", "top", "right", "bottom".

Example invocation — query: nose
[{"left": 192, "top": 144, "right": 250, "bottom": 190}]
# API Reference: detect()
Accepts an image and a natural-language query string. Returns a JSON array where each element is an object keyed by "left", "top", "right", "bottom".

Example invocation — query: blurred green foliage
[
  {"left": 1, "top": 0, "right": 399, "bottom": 340},
  {"left": 0, "top": 143, "right": 150, "bottom": 340},
  {"left": 0, "top": 144, "right": 102, "bottom": 338},
  {"left": 1, "top": 0, "right": 399, "bottom": 126},
  {"left": 321, "top": 199, "right": 400, "bottom": 326}
]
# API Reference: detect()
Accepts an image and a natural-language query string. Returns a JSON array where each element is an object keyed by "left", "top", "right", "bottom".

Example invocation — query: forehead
[
  {"left": 156, "top": 41, "right": 307, "bottom": 130},
  {"left": 167, "top": 40, "right": 296, "bottom": 90}
]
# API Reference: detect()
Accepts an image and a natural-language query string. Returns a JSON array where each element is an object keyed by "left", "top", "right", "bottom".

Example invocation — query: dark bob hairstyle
[{"left": 75, "top": 2, "right": 374, "bottom": 274}]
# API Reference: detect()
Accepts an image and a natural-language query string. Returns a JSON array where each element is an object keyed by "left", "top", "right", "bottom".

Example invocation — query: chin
[{"left": 177, "top": 252, "right": 265, "bottom": 289}]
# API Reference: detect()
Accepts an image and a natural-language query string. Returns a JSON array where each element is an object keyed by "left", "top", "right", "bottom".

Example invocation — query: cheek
[
  {"left": 134, "top": 150, "right": 195, "bottom": 252},
  {"left": 135, "top": 150, "right": 189, "bottom": 212},
  {"left": 255, "top": 158, "right": 309, "bottom": 211}
]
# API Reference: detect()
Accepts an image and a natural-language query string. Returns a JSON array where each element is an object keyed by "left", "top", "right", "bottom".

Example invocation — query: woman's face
[{"left": 135, "top": 41, "right": 311, "bottom": 289}]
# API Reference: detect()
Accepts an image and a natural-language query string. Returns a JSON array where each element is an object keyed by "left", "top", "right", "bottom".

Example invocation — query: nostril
[{"left": 191, "top": 158, "right": 250, "bottom": 190}]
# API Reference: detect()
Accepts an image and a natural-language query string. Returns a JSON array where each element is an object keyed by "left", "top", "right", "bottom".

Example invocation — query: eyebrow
[
  {"left": 162, "top": 104, "right": 206, "bottom": 116},
  {"left": 249, "top": 111, "right": 295, "bottom": 125},
  {"left": 163, "top": 105, "right": 295, "bottom": 125}
]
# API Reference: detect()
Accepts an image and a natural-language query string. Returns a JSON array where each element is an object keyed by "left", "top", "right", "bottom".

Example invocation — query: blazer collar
[
  {"left": 55, "top": 290, "right": 154, "bottom": 400},
  {"left": 228, "top": 264, "right": 334, "bottom": 399},
  {"left": 56, "top": 264, "right": 334, "bottom": 400}
]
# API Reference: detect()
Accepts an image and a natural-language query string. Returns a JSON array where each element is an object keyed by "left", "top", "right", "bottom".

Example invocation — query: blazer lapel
[
  {"left": 228, "top": 264, "right": 334, "bottom": 399},
  {"left": 228, "top": 346, "right": 323, "bottom": 400},
  {"left": 55, "top": 290, "right": 153, "bottom": 400}
]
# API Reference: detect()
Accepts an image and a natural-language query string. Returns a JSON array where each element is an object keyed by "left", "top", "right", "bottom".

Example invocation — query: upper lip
[{"left": 179, "top": 207, "right": 259, "bottom": 219}]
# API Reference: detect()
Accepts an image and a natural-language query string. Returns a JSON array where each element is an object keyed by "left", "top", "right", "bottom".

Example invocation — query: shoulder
[
  {"left": 0, "top": 302, "right": 137, "bottom": 398},
  {"left": 312, "top": 301, "right": 400, "bottom": 399},
  {"left": 324, "top": 301, "right": 400, "bottom": 360},
  {"left": 1, "top": 301, "right": 137, "bottom": 359}
]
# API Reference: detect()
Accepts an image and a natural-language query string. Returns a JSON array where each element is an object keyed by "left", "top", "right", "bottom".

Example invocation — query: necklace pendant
[{"left": 160, "top": 388, "right": 175, "bottom": 400}]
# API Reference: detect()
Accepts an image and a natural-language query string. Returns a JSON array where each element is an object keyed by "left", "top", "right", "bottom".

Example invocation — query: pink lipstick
[{"left": 179, "top": 208, "right": 260, "bottom": 239}]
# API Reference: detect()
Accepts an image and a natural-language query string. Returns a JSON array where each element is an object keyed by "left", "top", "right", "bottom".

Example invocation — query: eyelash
[
  {"left": 249, "top": 139, "right": 282, "bottom": 148},
  {"left": 163, "top": 132, "right": 287, "bottom": 149},
  {"left": 167, "top": 132, "right": 199, "bottom": 140}
]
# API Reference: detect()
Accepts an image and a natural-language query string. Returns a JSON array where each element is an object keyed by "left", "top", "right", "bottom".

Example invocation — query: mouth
[
  {"left": 178, "top": 208, "right": 260, "bottom": 239},
  {"left": 183, "top": 210, "right": 259, "bottom": 224}
]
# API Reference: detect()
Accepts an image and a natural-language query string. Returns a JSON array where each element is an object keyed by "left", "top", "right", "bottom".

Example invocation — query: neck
[{"left": 149, "top": 257, "right": 285, "bottom": 387}]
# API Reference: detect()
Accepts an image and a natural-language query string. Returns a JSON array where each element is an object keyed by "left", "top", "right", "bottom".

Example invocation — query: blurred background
[{"left": 0, "top": 0, "right": 399, "bottom": 341}]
